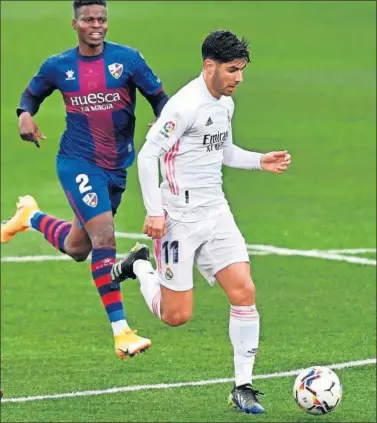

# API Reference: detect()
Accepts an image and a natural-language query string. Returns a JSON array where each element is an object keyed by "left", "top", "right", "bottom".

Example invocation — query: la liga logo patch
[{"left": 159, "top": 121, "right": 176, "bottom": 139}]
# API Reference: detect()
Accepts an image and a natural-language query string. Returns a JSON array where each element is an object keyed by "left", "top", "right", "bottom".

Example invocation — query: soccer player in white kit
[{"left": 112, "top": 30, "right": 291, "bottom": 414}]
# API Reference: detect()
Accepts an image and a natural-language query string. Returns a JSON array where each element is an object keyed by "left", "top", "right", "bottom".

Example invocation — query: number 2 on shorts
[{"left": 76, "top": 174, "right": 93, "bottom": 194}]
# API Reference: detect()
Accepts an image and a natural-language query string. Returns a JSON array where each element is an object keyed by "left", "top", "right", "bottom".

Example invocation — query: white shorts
[{"left": 153, "top": 210, "right": 250, "bottom": 291}]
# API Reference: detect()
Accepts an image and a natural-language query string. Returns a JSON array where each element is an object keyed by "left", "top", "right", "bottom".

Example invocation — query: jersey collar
[{"left": 76, "top": 41, "right": 107, "bottom": 61}]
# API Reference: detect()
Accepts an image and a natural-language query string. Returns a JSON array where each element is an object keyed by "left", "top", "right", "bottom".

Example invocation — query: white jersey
[{"left": 143, "top": 74, "right": 234, "bottom": 222}]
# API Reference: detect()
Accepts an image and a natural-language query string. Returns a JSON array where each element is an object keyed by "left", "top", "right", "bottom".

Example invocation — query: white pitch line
[
  {"left": 115, "top": 231, "right": 150, "bottom": 240},
  {"left": 68, "top": 232, "right": 377, "bottom": 266},
  {"left": 0, "top": 253, "right": 133, "bottom": 263},
  {"left": 1, "top": 231, "right": 376, "bottom": 266},
  {"left": 2, "top": 249, "right": 375, "bottom": 265},
  {"left": 1, "top": 255, "right": 71, "bottom": 263},
  {"left": 247, "top": 245, "right": 376, "bottom": 266},
  {"left": 246, "top": 250, "right": 272, "bottom": 256},
  {"left": 325, "top": 248, "right": 376, "bottom": 254},
  {"left": 2, "top": 358, "right": 375, "bottom": 404}
]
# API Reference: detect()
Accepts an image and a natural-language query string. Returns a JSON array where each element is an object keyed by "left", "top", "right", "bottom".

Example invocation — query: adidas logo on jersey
[{"left": 205, "top": 117, "right": 213, "bottom": 126}]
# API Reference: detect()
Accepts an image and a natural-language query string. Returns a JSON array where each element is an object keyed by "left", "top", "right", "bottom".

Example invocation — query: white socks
[
  {"left": 229, "top": 304, "right": 260, "bottom": 387},
  {"left": 111, "top": 257, "right": 161, "bottom": 335},
  {"left": 111, "top": 319, "right": 130, "bottom": 335},
  {"left": 133, "top": 259, "right": 162, "bottom": 319},
  {"left": 132, "top": 260, "right": 260, "bottom": 387}
]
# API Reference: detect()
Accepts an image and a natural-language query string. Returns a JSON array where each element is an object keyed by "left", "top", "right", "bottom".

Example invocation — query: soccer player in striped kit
[
  {"left": 112, "top": 30, "right": 291, "bottom": 412},
  {"left": 1, "top": 0, "right": 168, "bottom": 359}
]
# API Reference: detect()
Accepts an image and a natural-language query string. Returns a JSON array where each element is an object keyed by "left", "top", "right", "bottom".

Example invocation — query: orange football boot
[
  {"left": 1, "top": 195, "right": 39, "bottom": 243},
  {"left": 114, "top": 329, "right": 152, "bottom": 359}
]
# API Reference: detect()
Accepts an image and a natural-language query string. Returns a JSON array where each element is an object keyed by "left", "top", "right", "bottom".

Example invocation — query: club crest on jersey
[
  {"left": 165, "top": 266, "right": 174, "bottom": 280},
  {"left": 83, "top": 192, "right": 98, "bottom": 208},
  {"left": 108, "top": 63, "right": 123, "bottom": 79},
  {"left": 159, "top": 121, "right": 176, "bottom": 139}
]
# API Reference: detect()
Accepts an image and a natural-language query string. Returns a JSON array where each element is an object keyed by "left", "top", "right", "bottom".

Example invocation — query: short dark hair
[
  {"left": 73, "top": 0, "right": 107, "bottom": 17},
  {"left": 201, "top": 30, "right": 250, "bottom": 64}
]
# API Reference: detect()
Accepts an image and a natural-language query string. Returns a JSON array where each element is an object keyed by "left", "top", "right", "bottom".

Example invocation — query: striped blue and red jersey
[{"left": 18, "top": 41, "right": 168, "bottom": 170}]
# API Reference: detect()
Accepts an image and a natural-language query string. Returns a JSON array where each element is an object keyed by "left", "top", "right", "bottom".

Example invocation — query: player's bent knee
[
  {"left": 231, "top": 279, "right": 256, "bottom": 305},
  {"left": 161, "top": 310, "right": 192, "bottom": 327},
  {"left": 71, "top": 251, "right": 90, "bottom": 262},
  {"left": 64, "top": 243, "right": 91, "bottom": 262}
]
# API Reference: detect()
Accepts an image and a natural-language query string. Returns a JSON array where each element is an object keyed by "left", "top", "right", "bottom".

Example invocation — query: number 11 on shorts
[{"left": 162, "top": 240, "right": 179, "bottom": 264}]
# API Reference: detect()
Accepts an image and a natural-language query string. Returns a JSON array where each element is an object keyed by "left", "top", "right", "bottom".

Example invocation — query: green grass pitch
[{"left": 1, "top": 1, "right": 375, "bottom": 422}]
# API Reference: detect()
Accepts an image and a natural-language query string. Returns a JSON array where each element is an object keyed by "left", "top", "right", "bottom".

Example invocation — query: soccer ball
[{"left": 293, "top": 366, "right": 342, "bottom": 415}]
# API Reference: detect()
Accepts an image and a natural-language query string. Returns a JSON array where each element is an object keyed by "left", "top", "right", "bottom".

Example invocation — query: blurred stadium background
[{"left": 1, "top": 1, "right": 376, "bottom": 422}]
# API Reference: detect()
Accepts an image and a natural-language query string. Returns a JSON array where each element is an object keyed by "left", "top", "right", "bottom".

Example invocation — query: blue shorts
[{"left": 56, "top": 156, "right": 127, "bottom": 226}]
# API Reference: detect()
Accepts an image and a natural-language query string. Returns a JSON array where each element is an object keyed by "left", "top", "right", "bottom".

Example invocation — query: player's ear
[
  {"left": 72, "top": 19, "right": 77, "bottom": 31},
  {"left": 203, "top": 59, "right": 216, "bottom": 75}
]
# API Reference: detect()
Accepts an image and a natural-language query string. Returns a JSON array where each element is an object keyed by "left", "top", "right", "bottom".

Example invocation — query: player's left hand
[
  {"left": 261, "top": 150, "right": 291, "bottom": 174},
  {"left": 143, "top": 215, "right": 166, "bottom": 239}
]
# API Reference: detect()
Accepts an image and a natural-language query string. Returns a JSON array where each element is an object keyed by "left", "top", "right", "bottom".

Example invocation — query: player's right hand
[
  {"left": 18, "top": 112, "right": 47, "bottom": 148},
  {"left": 143, "top": 215, "right": 166, "bottom": 239}
]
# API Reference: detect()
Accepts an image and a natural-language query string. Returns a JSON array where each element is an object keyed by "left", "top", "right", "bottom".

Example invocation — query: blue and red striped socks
[
  {"left": 30, "top": 211, "right": 72, "bottom": 253},
  {"left": 30, "top": 212, "right": 129, "bottom": 333},
  {"left": 91, "top": 248, "right": 129, "bottom": 333}
]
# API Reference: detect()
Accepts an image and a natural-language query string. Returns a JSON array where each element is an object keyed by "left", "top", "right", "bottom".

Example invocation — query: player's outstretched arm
[
  {"left": 223, "top": 143, "right": 291, "bottom": 174},
  {"left": 223, "top": 144, "right": 263, "bottom": 170}
]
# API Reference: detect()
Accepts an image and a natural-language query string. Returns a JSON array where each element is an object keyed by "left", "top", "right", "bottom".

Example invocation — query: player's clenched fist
[{"left": 143, "top": 215, "right": 166, "bottom": 239}]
